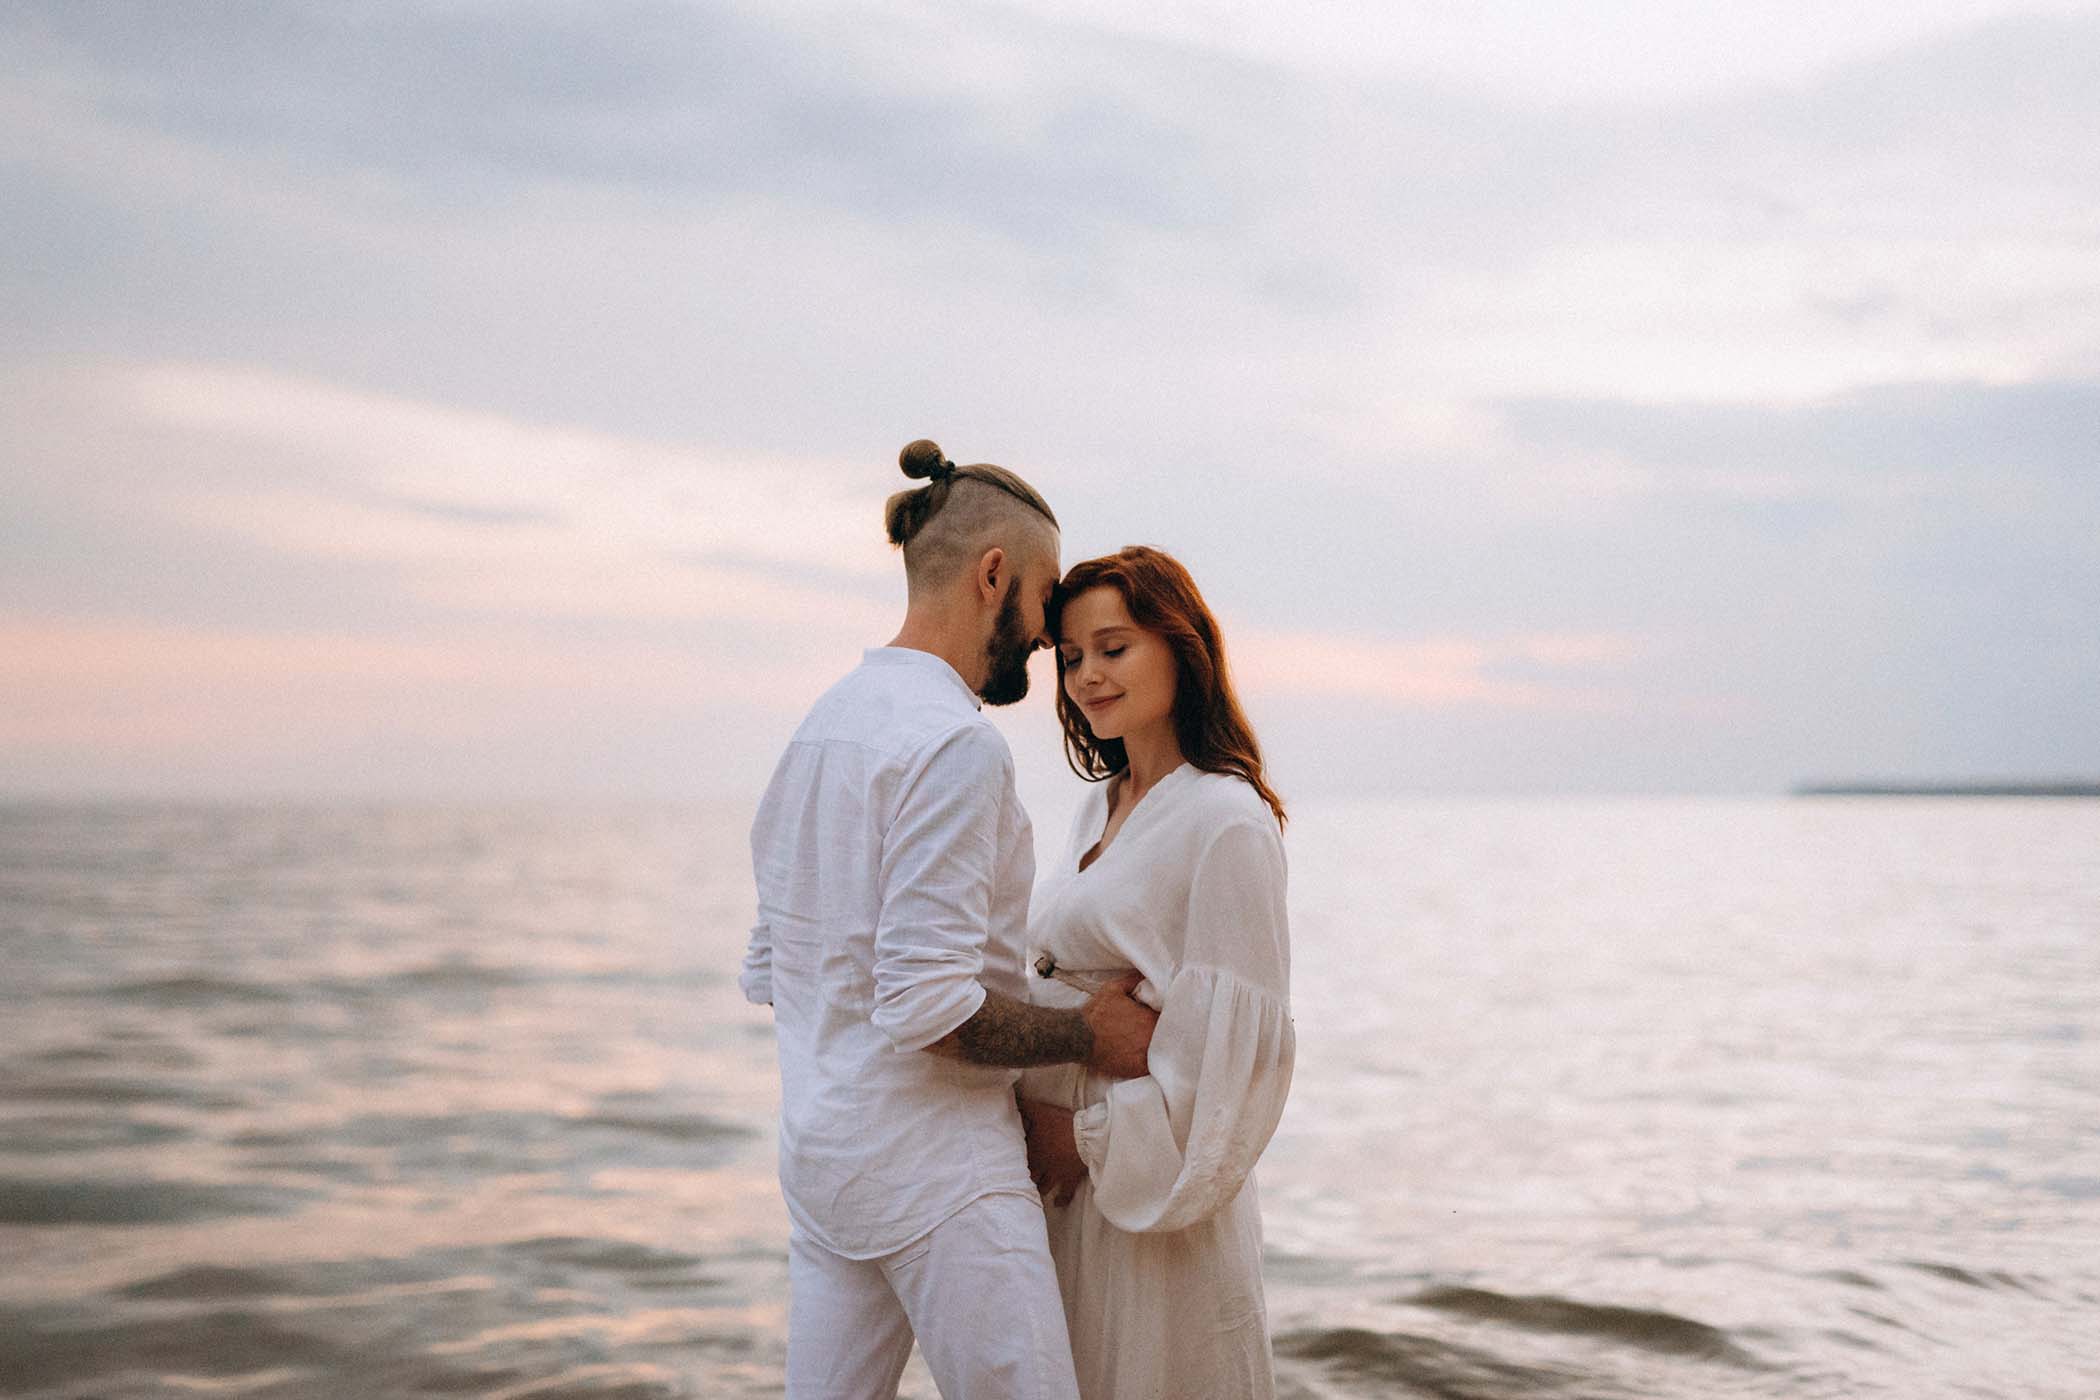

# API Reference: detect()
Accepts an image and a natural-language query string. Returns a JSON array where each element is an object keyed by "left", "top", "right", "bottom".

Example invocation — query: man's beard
[{"left": 978, "top": 580, "right": 1034, "bottom": 707}]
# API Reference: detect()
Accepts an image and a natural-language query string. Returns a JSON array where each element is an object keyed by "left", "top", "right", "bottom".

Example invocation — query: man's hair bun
[
  {"left": 884, "top": 437, "right": 1056, "bottom": 555},
  {"left": 899, "top": 439, "right": 953, "bottom": 480},
  {"left": 887, "top": 439, "right": 957, "bottom": 546}
]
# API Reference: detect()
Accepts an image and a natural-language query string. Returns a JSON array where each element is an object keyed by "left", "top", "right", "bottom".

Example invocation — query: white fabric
[
  {"left": 1019, "top": 765, "right": 1294, "bottom": 1400},
  {"left": 787, "top": 1192, "right": 1081, "bottom": 1400},
  {"left": 745, "top": 647, "right": 1038, "bottom": 1259}
]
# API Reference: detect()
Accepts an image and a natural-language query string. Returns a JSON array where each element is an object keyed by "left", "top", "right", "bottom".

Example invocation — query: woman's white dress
[{"left": 1020, "top": 764, "right": 1295, "bottom": 1400}]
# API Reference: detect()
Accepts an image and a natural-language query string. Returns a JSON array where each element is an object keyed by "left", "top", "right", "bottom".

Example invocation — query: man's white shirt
[{"left": 743, "top": 647, "right": 1038, "bottom": 1258}]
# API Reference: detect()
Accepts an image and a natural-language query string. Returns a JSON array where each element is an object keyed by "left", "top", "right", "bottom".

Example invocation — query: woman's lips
[{"left": 1082, "top": 694, "right": 1123, "bottom": 712}]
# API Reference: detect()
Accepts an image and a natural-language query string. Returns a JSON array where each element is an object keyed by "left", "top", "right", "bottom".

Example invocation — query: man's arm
[
  {"left": 739, "top": 917, "right": 774, "bottom": 1007},
  {"left": 926, "top": 989, "right": 1089, "bottom": 1066},
  {"left": 926, "top": 973, "right": 1155, "bottom": 1077},
  {"left": 868, "top": 726, "right": 1155, "bottom": 1072},
  {"left": 868, "top": 727, "right": 1012, "bottom": 1052}
]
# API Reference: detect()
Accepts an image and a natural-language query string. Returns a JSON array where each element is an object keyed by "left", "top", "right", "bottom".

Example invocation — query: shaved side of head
[
  {"left": 896, "top": 477, "right": 1060, "bottom": 594},
  {"left": 884, "top": 440, "right": 1060, "bottom": 596}
]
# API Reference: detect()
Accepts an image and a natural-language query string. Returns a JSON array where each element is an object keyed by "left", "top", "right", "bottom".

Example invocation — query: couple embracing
[{"left": 742, "top": 440, "right": 1294, "bottom": 1399}]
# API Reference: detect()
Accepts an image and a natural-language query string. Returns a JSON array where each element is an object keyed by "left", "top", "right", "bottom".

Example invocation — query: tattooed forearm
[{"left": 927, "top": 990, "right": 1094, "bottom": 1068}]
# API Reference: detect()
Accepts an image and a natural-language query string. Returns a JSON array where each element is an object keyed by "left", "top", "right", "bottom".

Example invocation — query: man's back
[{"left": 744, "top": 647, "right": 1037, "bottom": 1259}]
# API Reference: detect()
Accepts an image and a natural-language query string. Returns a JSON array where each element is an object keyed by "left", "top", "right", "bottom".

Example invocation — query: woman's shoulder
[{"left": 1179, "top": 767, "right": 1282, "bottom": 834}]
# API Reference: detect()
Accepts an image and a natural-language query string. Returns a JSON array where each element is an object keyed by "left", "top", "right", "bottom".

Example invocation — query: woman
[{"left": 1018, "top": 546, "right": 1295, "bottom": 1400}]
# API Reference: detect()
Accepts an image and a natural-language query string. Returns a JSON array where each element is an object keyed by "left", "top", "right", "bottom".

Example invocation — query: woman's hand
[{"left": 1019, "top": 1096, "right": 1087, "bottom": 1206}]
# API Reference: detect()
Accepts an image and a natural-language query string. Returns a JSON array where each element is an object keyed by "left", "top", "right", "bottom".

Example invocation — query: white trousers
[{"left": 786, "top": 1190, "right": 1081, "bottom": 1400}]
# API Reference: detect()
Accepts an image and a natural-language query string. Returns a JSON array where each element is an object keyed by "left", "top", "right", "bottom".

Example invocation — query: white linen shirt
[{"left": 742, "top": 647, "right": 1038, "bottom": 1258}]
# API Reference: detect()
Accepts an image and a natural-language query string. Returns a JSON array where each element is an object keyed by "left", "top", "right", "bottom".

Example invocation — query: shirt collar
[{"left": 863, "top": 647, "right": 983, "bottom": 710}]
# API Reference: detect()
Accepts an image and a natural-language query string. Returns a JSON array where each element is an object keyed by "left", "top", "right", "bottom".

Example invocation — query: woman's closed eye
[{"left": 1103, "top": 647, "right": 1125, "bottom": 659}]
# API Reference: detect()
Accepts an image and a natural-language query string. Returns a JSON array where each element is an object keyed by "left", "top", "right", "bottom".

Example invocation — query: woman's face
[{"left": 1057, "top": 586, "right": 1177, "bottom": 742}]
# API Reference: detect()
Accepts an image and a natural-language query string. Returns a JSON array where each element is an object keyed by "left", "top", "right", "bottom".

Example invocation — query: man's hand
[
  {"left": 1079, "top": 971, "right": 1156, "bottom": 1080},
  {"left": 1020, "top": 1096, "right": 1087, "bottom": 1206}
]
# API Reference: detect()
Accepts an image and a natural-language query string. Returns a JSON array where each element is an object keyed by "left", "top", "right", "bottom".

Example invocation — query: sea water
[{"left": 2, "top": 798, "right": 2096, "bottom": 1398}]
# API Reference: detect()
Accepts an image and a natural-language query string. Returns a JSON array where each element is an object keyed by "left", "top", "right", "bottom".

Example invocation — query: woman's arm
[
  {"left": 1074, "top": 816, "right": 1295, "bottom": 1233},
  {"left": 1021, "top": 1095, "right": 1087, "bottom": 1204}
]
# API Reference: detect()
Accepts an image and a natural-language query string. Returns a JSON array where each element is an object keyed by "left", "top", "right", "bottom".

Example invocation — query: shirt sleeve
[
  {"left": 869, "top": 723, "right": 1009, "bottom": 1053},
  {"left": 1072, "top": 814, "right": 1294, "bottom": 1232},
  {"left": 739, "top": 917, "right": 773, "bottom": 1006}
]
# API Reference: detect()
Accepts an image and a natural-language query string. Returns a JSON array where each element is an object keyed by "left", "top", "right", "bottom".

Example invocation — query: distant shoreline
[{"left": 1793, "top": 781, "right": 2100, "bottom": 798}]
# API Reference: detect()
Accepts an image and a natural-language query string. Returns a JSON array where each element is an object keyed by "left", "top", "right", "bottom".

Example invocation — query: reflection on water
[{"left": 2, "top": 798, "right": 2096, "bottom": 1398}]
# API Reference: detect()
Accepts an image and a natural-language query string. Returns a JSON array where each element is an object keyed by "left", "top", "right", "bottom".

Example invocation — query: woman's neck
[{"left": 1119, "top": 722, "right": 1185, "bottom": 800}]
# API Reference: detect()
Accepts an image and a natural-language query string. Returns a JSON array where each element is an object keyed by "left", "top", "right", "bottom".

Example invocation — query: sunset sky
[{"left": 5, "top": 1, "right": 2097, "bottom": 807}]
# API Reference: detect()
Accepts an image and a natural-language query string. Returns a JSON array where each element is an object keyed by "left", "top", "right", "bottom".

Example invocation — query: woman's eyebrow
[{"left": 1058, "top": 625, "right": 1133, "bottom": 652}]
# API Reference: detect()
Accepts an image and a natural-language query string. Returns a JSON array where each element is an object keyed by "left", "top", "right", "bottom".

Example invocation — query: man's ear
[{"left": 976, "top": 546, "right": 1008, "bottom": 603}]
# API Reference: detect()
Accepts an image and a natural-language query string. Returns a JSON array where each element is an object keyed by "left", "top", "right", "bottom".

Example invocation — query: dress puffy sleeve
[{"left": 1072, "top": 814, "right": 1294, "bottom": 1233}]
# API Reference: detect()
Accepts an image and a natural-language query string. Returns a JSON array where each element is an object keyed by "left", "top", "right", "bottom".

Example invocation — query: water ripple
[
  {"left": 1275, "top": 1324, "right": 1585, "bottom": 1399},
  {"left": 0, "top": 1177, "right": 318, "bottom": 1226},
  {"left": 0, "top": 1306, "right": 345, "bottom": 1394},
  {"left": 7, "top": 798, "right": 2097, "bottom": 1398},
  {"left": 1405, "top": 1285, "right": 1769, "bottom": 1368}
]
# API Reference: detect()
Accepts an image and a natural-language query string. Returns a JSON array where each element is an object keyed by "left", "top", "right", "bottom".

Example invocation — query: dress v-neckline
[{"left": 1076, "top": 763, "right": 1188, "bottom": 875}]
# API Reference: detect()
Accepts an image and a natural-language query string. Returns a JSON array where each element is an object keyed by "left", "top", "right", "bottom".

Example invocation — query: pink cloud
[
  {"left": 1230, "top": 626, "right": 1639, "bottom": 710},
  {"left": 0, "top": 614, "right": 853, "bottom": 757}
]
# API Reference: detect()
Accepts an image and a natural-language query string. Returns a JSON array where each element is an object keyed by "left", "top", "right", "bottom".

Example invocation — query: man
[{"left": 742, "top": 439, "right": 1158, "bottom": 1399}]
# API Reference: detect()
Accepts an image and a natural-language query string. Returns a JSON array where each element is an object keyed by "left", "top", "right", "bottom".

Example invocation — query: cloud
[
  {"left": 1232, "top": 626, "right": 1641, "bottom": 710},
  {"left": 1499, "top": 378, "right": 2100, "bottom": 498},
  {"left": 9, "top": 1, "right": 2098, "bottom": 438},
  {"left": 359, "top": 495, "right": 564, "bottom": 528},
  {"left": 5, "top": 0, "right": 1258, "bottom": 242},
  {"left": 4, "top": 4, "right": 2098, "bottom": 796},
  {"left": 977, "top": 0, "right": 2085, "bottom": 101},
  {"left": 83, "top": 360, "right": 902, "bottom": 629},
  {"left": 0, "top": 611, "right": 853, "bottom": 795}
]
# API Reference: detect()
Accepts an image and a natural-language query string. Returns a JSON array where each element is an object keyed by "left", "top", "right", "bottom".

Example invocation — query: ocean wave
[
  {"left": 0, "top": 1113, "right": 190, "bottom": 1154},
  {"left": 1405, "top": 1285, "right": 1769, "bottom": 1368},
  {"left": 0, "top": 1176, "right": 318, "bottom": 1226},
  {"left": 106, "top": 975, "right": 296, "bottom": 1006},
  {"left": 505, "top": 1237, "right": 708, "bottom": 1275},
  {"left": 0, "top": 1306, "right": 345, "bottom": 1396},
  {"left": 571, "top": 1111, "right": 754, "bottom": 1144},
  {"left": 66, "top": 1244, "right": 744, "bottom": 1399},
  {"left": 370, "top": 961, "right": 536, "bottom": 993},
  {"left": 1900, "top": 1260, "right": 2045, "bottom": 1293},
  {"left": 252, "top": 1107, "right": 758, "bottom": 1183},
  {"left": 0, "top": 1075, "right": 234, "bottom": 1108},
  {"left": 1275, "top": 1323, "right": 1584, "bottom": 1398},
  {"left": 484, "top": 1364, "right": 685, "bottom": 1400},
  {"left": 118, "top": 1264, "right": 316, "bottom": 1301},
  {"left": 502, "top": 1238, "right": 722, "bottom": 1295}
]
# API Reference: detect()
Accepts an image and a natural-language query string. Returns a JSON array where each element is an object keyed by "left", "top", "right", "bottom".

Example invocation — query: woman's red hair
[{"left": 1052, "top": 546, "right": 1285, "bottom": 828}]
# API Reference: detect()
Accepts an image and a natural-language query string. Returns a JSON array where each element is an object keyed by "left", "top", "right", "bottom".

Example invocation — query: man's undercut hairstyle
[{"left": 885, "top": 438, "right": 1059, "bottom": 589}]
